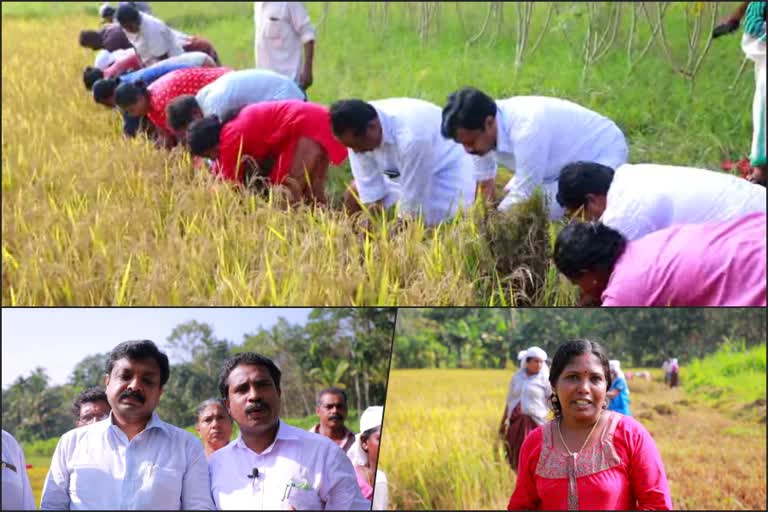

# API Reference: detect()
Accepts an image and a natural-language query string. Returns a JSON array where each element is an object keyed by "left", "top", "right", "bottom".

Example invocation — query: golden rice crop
[{"left": 1, "top": 15, "right": 572, "bottom": 306}]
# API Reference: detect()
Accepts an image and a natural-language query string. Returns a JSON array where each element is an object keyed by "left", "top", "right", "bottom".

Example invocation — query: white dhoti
[{"left": 742, "top": 31, "right": 767, "bottom": 167}]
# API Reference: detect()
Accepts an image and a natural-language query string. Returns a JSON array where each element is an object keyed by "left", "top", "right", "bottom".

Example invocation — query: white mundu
[
  {"left": 253, "top": 2, "right": 315, "bottom": 82},
  {"left": 600, "top": 163, "right": 767, "bottom": 241},
  {"left": 472, "top": 96, "right": 628, "bottom": 220},
  {"left": 196, "top": 69, "right": 306, "bottom": 119},
  {"left": 209, "top": 420, "right": 370, "bottom": 511},
  {"left": 348, "top": 98, "right": 477, "bottom": 226}
]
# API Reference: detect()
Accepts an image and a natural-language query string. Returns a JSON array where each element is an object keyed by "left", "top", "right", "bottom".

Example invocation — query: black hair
[
  {"left": 186, "top": 115, "right": 223, "bottom": 156},
  {"left": 79, "top": 30, "right": 103, "bottom": 49},
  {"left": 441, "top": 86, "right": 497, "bottom": 140},
  {"left": 360, "top": 425, "right": 381, "bottom": 445},
  {"left": 83, "top": 66, "right": 105, "bottom": 91},
  {"left": 116, "top": 4, "right": 141, "bottom": 26},
  {"left": 548, "top": 339, "right": 612, "bottom": 418},
  {"left": 92, "top": 77, "right": 121, "bottom": 103},
  {"left": 114, "top": 80, "right": 148, "bottom": 110},
  {"left": 71, "top": 387, "right": 109, "bottom": 419},
  {"left": 329, "top": 99, "right": 378, "bottom": 137},
  {"left": 218, "top": 352, "right": 282, "bottom": 399},
  {"left": 553, "top": 222, "right": 626, "bottom": 280},
  {"left": 316, "top": 387, "right": 348, "bottom": 407},
  {"left": 105, "top": 340, "right": 170, "bottom": 387},
  {"left": 166, "top": 95, "right": 201, "bottom": 132},
  {"left": 100, "top": 5, "right": 116, "bottom": 19},
  {"left": 556, "top": 161, "right": 616, "bottom": 209},
  {"left": 220, "top": 106, "right": 245, "bottom": 125}
]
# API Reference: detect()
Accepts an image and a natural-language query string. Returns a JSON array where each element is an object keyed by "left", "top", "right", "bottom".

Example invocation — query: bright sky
[{"left": 1, "top": 308, "right": 312, "bottom": 389}]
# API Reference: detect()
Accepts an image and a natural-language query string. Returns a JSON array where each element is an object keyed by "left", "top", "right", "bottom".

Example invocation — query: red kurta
[
  {"left": 146, "top": 67, "right": 232, "bottom": 135},
  {"left": 213, "top": 101, "right": 348, "bottom": 185}
]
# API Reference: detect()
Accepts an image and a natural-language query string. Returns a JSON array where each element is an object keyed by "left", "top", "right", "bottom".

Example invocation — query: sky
[{"left": 1, "top": 308, "right": 312, "bottom": 389}]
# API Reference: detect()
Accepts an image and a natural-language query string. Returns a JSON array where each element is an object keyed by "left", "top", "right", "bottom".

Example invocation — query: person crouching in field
[
  {"left": 440, "top": 87, "right": 628, "bottom": 220},
  {"left": 115, "top": 66, "right": 232, "bottom": 148},
  {"left": 668, "top": 358, "right": 681, "bottom": 389},
  {"left": 87, "top": 61, "right": 195, "bottom": 137},
  {"left": 499, "top": 346, "right": 551, "bottom": 472},
  {"left": 556, "top": 161, "right": 767, "bottom": 241},
  {"left": 508, "top": 339, "right": 673, "bottom": 510},
  {"left": 553, "top": 212, "right": 767, "bottom": 307},
  {"left": 329, "top": 98, "right": 475, "bottom": 226},
  {"left": 195, "top": 398, "right": 233, "bottom": 459},
  {"left": 115, "top": 4, "right": 220, "bottom": 67},
  {"left": 606, "top": 360, "right": 631, "bottom": 416},
  {"left": 185, "top": 101, "right": 348, "bottom": 207},
  {"left": 165, "top": 69, "right": 306, "bottom": 138}
]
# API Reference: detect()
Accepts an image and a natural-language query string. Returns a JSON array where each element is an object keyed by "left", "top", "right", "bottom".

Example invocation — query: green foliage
[
  {"left": 684, "top": 340, "right": 767, "bottom": 405},
  {"left": 394, "top": 309, "right": 767, "bottom": 369}
]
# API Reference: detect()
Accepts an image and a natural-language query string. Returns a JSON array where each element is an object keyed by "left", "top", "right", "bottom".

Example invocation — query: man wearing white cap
[
  {"left": 348, "top": 406, "right": 387, "bottom": 511},
  {"left": 499, "top": 346, "right": 551, "bottom": 471},
  {"left": 606, "top": 360, "right": 632, "bottom": 416},
  {"left": 209, "top": 352, "right": 370, "bottom": 510}
]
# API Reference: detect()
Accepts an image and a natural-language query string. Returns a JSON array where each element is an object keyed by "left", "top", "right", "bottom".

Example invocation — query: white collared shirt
[
  {"left": 40, "top": 412, "right": 214, "bottom": 510},
  {"left": 505, "top": 368, "right": 552, "bottom": 425},
  {"left": 196, "top": 69, "right": 306, "bottom": 119},
  {"left": 2, "top": 430, "right": 36, "bottom": 510},
  {"left": 601, "top": 163, "right": 767, "bottom": 241},
  {"left": 348, "top": 98, "right": 476, "bottom": 226},
  {"left": 124, "top": 12, "right": 185, "bottom": 66},
  {"left": 209, "top": 420, "right": 369, "bottom": 510},
  {"left": 254, "top": 2, "right": 316, "bottom": 81},
  {"left": 472, "top": 96, "right": 628, "bottom": 219}
]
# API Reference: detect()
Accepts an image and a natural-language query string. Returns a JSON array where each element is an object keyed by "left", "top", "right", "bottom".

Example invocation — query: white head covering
[
  {"left": 519, "top": 346, "right": 549, "bottom": 378},
  {"left": 94, "top": 50, "right": 115, "bottom": 70},
  {"left": 348, "top": 406, "right": 383, "bottom": 467},
  {"left": 609, "top": 359, "right": 625, "bottom": 378}
]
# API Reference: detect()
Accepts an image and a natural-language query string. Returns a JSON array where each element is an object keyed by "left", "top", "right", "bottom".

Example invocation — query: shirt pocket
[
  {"left": 70, "top": 465, "right": 110, "bottom": 506},
  {"left": 283, "top": 486, "right": 323, "bottom": 510},
  {"left": 144, "top": 465, "right": 183, "bottom": 504},
  {"left": 263, "top": 17, "right": 288, "bottom": 42}
]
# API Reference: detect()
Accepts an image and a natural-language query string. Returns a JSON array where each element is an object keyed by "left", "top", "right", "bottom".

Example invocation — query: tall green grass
[{"left": 684, "top": 340, "right": 767, "bottom": 405}]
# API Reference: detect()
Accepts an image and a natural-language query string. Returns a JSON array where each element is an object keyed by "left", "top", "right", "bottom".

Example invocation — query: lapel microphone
[{"left": 247, "top": 467, "right": 260, "bottom": 479}]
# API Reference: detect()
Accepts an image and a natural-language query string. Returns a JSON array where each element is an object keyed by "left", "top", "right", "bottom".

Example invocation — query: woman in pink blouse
[{"left": 508, "top": 339, "right": 673, "bottom": 511}]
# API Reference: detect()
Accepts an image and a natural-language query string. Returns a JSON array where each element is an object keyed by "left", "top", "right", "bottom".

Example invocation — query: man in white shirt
[
  {"left": 166, "top": 69, "right": 306, "bottom": 135},
  {"left": 209, "top": 352, "right": 369, "bottom": 510},
  {"left": 116, "top": 4, "right": 184, "bottom": 66},
  {"left": 330, "top": 98, "right": 477, "bottom": 227},
  {"left": 40, "top": 340, "right": 215, "bottom": 510},
  {"left": 307, "top": 388, "right": 356, "bottom": 456},
  {"left": 2, "top": 430, "right": 36, "bottom": 510},
  {"left": 556, "top": 161, "right": 767, "bottom": 240},
  {"left": 254, "top": 2, "right": 316, "bottom": 91},
  {"left": 441, "top": 86, "right": 629, "bottom": 220}
]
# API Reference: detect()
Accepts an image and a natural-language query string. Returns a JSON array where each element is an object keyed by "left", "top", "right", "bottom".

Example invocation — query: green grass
[{"left": 684, "top": 340, "right": 767, "bottom": 406}]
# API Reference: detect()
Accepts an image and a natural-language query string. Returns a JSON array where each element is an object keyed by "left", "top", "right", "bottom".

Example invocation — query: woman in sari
[
  {"left": 499, "top": 346, "right": 551, "bottom": 471},
  {"left": 508, "top": 339, "right": 672, "bottom": 510}
]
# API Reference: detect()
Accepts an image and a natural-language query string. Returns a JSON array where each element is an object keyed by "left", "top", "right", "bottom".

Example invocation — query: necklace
[{"left": 557, "top": 409, "right": 603, "bottom": 460}]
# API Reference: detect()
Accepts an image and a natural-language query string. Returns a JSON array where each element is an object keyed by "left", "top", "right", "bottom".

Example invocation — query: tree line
[
  {"left": 393, "top": 308, "right": 767, "bottom": 369},
  {"left": 2, "top": 308, "right": 396, "bottom": 443}
]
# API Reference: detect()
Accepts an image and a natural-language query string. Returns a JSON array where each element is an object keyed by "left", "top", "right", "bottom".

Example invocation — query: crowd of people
[
  {"left": 73, "top": 1, "right": 767, "bottom": 307},
  {"left": 500, "top": 341, "right": 674, "bottom": 510},
  {"left": 2, "top": 339, "right": 386, "bottom": 510}
]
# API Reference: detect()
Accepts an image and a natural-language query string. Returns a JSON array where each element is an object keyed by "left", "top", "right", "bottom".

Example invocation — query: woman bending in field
[
  {"left": 508, "top": 339, "right": 673, "bottom": 510},
  {"left": 185, "top": 100, "right": 348, "bottom": 206},
  {"left": 500, "top": 346, "right": 551, "bottom": 472}
]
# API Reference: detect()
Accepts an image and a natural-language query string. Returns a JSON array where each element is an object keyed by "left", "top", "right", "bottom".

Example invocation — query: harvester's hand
[{"left": 712, "top": 18, "right": 740, "bottom": 38}]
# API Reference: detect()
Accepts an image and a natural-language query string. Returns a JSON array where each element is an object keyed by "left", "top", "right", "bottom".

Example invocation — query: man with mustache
[
  {"left": 40, "top": 340, "right": 215, "bottom": 510},
  {"left": 308, "top": 388, "right": 356, "bottom": 456},
  {"left": 208, "top": 353, "right": 370, "bottom": 510}
]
